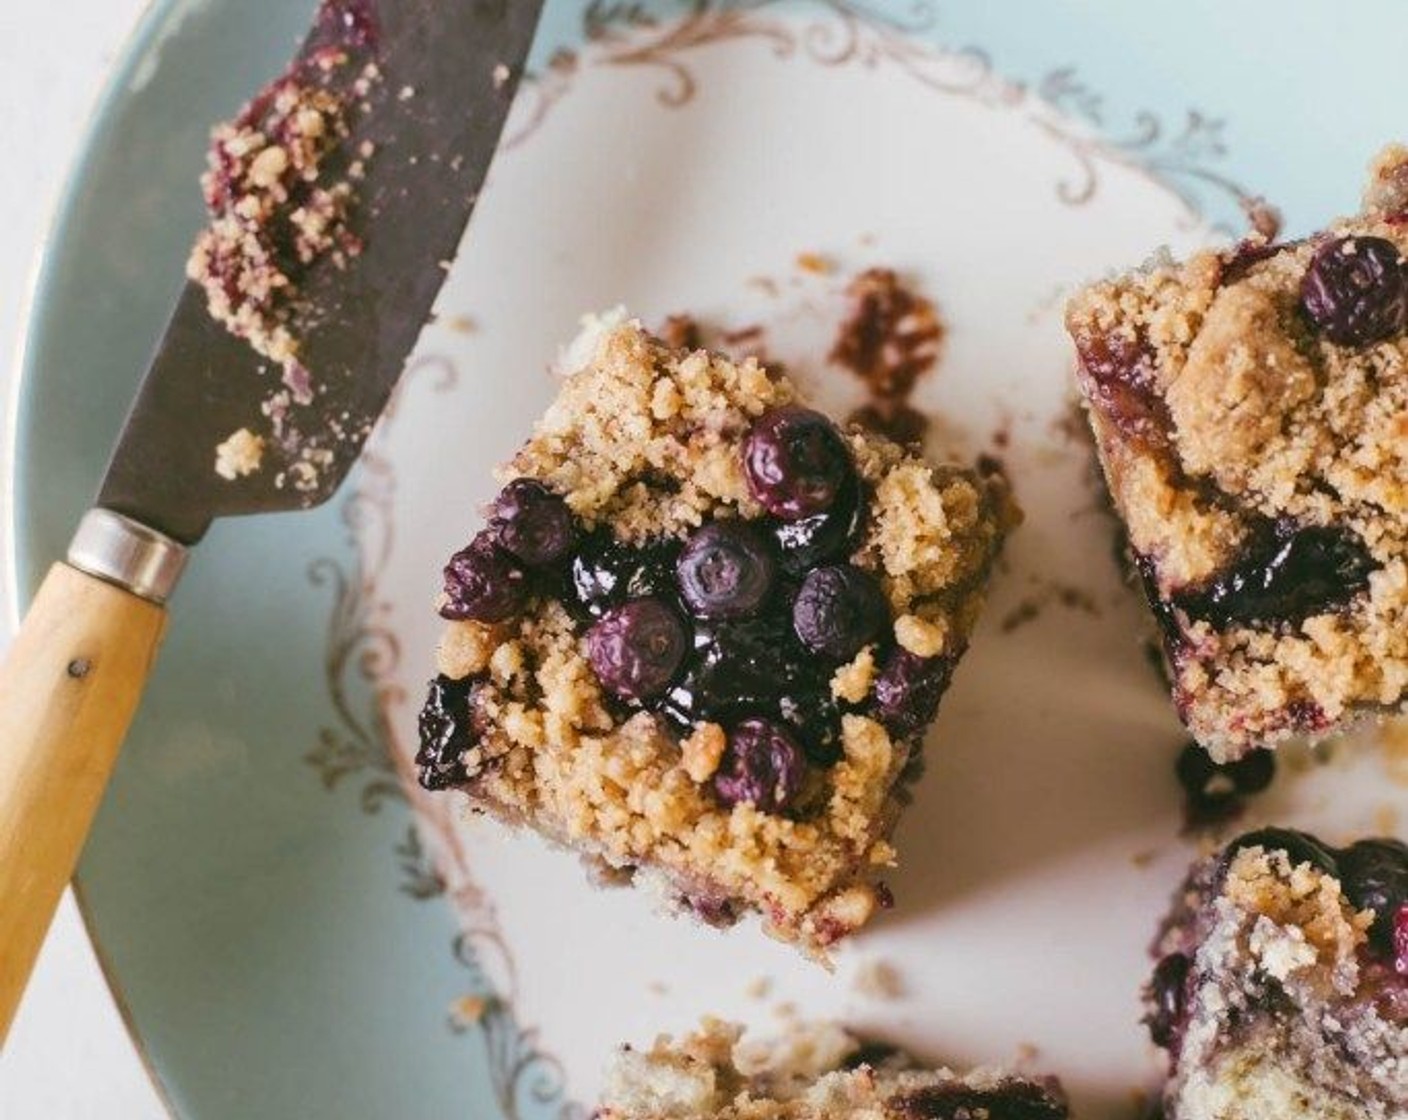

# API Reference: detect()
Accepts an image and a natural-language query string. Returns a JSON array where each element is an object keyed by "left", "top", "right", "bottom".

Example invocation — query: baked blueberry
[
  {"left": 1301, "top": 235, "right": 1408, "bottom": 346},
  {"left": 676, "top": 521, "right": 776, "bottom": 619},
  {"left": 872, "top": 649, "right": 955, "bottom": 738},
  {"left": 743, "top": 406, "right": 854, "bottom": 520},
  {"left": 1338, "top": 838, "right": 1408, "bottom": 953},
  {"left": 792, "top": 564, "right": 888, "bottom": 661},
  {"left": 440, "top": 533, "right": 530, "bottom": 623},
  {"left": 1222, "top": 827, "right": 1339, "bottom": 876},
  {"left": 587, "top": 597, "right": 689, "bottom": 702},
  {"left": 417, "top": 675, "right": 477, "bottom": 790},
  {"left": 712, "top": 717, "right": 807, "bottom": 814},
  {"left": 491, "top": 478, "right": 578, "bottom": 567},
  {"left": 1145, "top": 953, "right": 1191, "bottom": 1050}
]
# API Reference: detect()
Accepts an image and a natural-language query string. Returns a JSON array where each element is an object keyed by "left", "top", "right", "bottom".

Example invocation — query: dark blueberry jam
[
  {"left": 1145, "top": 952, "right": 1192, "bottom": 1050},
  {"left": 658, "top": 611, "right": 845, "bottom": 768},
  {"left": 416, "top": 675, "right": 477, "bottom": 790},
  {"left": 569, "top": 530, "right": 684, "bottom": 619},
  {"left": 1071, "top": 324, "right": 1171, "bottom": 447},
  {"left": 1172, "top": 519, "right": 1376, "bottom": 630},
  {"left": 417, "top": 407, "right": 938, "bottom": 811},
  {"left": 772, "top": 472, "right": 869, "bottom": 576},
  {"left": 1175, "top": 743, "right": 1275, "bottom": 829},
  {"left": 889, "top": 1082, "right": 1068, "bottom": 1120}
]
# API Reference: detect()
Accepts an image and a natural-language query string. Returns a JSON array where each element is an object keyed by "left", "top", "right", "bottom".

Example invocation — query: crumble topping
[
  {"left": 186, "top": 39, "right": 380, "bottom": 486},
  {"left": 597, "top": 1017, "right": 1068, "bottom": 1120},
  {"left": 1148, "top": 832, "right": 1407, "bottom": 1120},
  {"left": 187, "top": 61, "right": 376, "bottom": 374},
  {"left": 1221, "top": 847, "right": 1370, "bottom": 968},
  {"left": 1067, "top": 145, "right": 1408, "bottom": 757}
]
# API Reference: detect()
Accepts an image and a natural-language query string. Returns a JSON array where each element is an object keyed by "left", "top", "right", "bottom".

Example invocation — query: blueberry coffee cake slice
[
  {"left": 1066, "top": 145, "right": 1408, "bottom": 759},
  {"left": 416, "top": 316, "right": 1015, "bottom": 953},
  {"left": 1146, "top": 827, "right": 1407, "bottom": 1119},
  {"left": 595, "top": 1017, "right": 1068, "bottom": 1119}
]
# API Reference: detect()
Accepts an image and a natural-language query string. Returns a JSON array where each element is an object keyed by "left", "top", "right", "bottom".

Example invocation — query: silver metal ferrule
[{"left": 67, "top": 509, "right": 189, "bottom": 604}]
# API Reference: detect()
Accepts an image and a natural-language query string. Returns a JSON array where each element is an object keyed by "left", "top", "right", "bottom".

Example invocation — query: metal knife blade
[{"left": 97, "top": 0, "right": 545, "bottom": 544}]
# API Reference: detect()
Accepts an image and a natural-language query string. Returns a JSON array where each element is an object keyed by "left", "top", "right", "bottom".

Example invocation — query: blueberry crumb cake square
[
  {"left": 1146, "top": 827, "right": 1407, "bottom": 1119},
  {"left": 1067, "top": 145, "right": 1408, "bottom": 759},
  {"left": 416, "top": 315, "right": 1015, "bottom": 954},
  {"left": 595, "top": 1017, "right": 1068, "bottom": 1119}
]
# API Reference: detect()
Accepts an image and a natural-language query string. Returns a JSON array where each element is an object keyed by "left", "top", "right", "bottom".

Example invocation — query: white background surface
[{"left": 0, "top": 1, "right": 168, "bottom": 1116}]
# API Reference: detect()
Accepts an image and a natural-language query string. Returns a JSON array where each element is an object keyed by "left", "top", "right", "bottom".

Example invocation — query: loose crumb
[
  {"left": 1381, "top": 720, "right": 1408, "bottom": 786},
  {"left": 851, "top": 957, "right": 903, "bottom": 999},
  {"left": 214, "top": 428, "right": 265, "bottom": 480},
  {"left": 448, "top": 994, "right": 488, "bottom": 1028},
  {"left": 795, "top": 251, "right": 834, "bottom": 275},
  {"left": 442, "top": 313, "right": 478, "bottom": 335},
  {"left": 743, "top": 976, "right": 773, "bottom": 1001}
]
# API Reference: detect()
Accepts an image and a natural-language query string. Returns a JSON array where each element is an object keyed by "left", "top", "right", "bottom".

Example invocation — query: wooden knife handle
[{"left": 0, "top": 562, "right": 166, "bottom": 1043}]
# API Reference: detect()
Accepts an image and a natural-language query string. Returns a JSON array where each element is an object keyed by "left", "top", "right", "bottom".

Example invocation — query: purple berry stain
[
  {"left": 1071, "top": 324, "right": 1170, "bottom": 446},
  {"left": 744, "top": 406, "right": 854, "bottom": 519},
  {"left": 318, "top": 0, "right": 378, "bottom": 49},
  {"left": 1301, "top": 235, "right": 1408, "bottom": 346},
  {"left": 712, "top": 718, "right": 807, "bottom": 814},
  {"left": 586, "top": 597, "right": 689, "bottom": 703}
]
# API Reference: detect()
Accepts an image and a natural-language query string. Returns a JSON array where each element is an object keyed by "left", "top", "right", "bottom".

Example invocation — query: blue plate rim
[{"left": 5, "top": 0, "right": 187, "bottom": 1112}]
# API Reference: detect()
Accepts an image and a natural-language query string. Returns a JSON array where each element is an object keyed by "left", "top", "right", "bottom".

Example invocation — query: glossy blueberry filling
[{"left": 419, "top": 407, "right": 957, "bottom": 815}]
